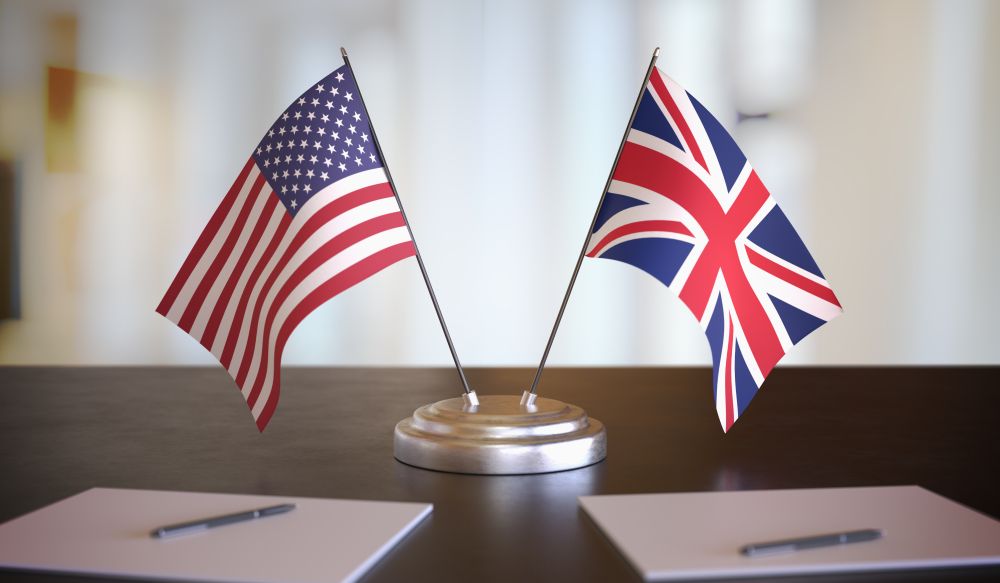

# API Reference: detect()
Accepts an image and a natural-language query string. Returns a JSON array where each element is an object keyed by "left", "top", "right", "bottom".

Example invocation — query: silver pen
[
  {"left": 740, "top": 528, "right": 884, "bottom": 557},
  {"left": 151, "top": 503, "right": 296, "bottom": 539}
]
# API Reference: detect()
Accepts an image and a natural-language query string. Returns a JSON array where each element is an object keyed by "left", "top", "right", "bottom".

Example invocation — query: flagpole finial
[
  {"left": 340, "top": 46, "right": 348, "bottom": 59},
  {"left": 653, "top": 47, "right": 660, "bottom": 57}
]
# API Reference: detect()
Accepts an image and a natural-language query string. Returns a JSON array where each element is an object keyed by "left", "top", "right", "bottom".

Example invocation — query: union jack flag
[{"left": 587, "top": 67, "right": 842, "bottom": 432}]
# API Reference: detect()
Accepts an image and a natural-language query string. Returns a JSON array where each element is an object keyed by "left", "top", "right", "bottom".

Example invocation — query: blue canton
[{"left": 251, "top": 65, "right": 382, "bottom": 216}]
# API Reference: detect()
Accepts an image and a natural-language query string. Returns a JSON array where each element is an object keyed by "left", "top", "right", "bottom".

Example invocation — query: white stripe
[
  {"left": 660, "top": 74, "right": 729, "bottom": 201},
  {"left": 742, "top": 236, "right": 840, "bottom": 350},
  {"left": 225, "top": 216, "right": 300, "bottom": 377},
  {"left": 667, "top": 237, "right": 707, "bottom": 297},
  {"left": 732, "top": 200, "right": 796, "bottom": 353},
  {"left": 249, "top": 226, "right": 412, "bottom": 418},
  {"left": 704, "top": 275, "right": 755, "bottom": 431},
  {"left": 726, "top": 285, "right": 765, "bottom": 387},
  {"left": 603, "top": 178, "right": 708, "bottom": 242},
  {"left": 643, "top": 77, "right": 704, "bottom": 178},
  {"left": 589, "top": 185, "right": 700, "bottom": 253},
  {"left": 596, "top": 180, "right": 709, "bottom": 293},
  {"left": 713, "top": 277, "right": 730, "bottom": 427},
  {"left": 189, "top": 179, "right": 272, "bottom": 342},
  {"left": 747, "top": 264, "right": 843, "bottom": 323},
  {"left": 230, "top": 196, "right": 401, "bottom": 380},
  {"left": 298, "top": 168, "right": 390, "bottom": 219},
  {"left": 723, "top": 163, "right": 753, "bottom": 213},
  {"left": 606, "top": 178, "right": 705, "bottom": 233},
  {"left": 700, "top": 272, "right": 724, "bottom": 330},
  {"left": 239, "top": 201, "right": 404, "bottom": 395},
  {"left": 744, "top": 237, "right": 832, "bottom": 288},
  {"left": 234, "top": 194, "right": 402, "bottom": 379},
  {"left": 745, "top": 255, "right": 795, "bottom": 353},
  {"left": 225, "top": 168, "right": 391, "bottom": 376},
  {"left": 729, "top": 334, "right": 741, "bottom": 429},
  {"left": 739, "top": 196, "right": 775, "bottom": 241},
  {"left": 166, "top": 165, "right": 261, "bottom": 324},
  {"left": 592, "top": 231, "right": 697, "bottom": 256},
  {"left": 209, "top": 204, "right": 286, "bottom": 358}
]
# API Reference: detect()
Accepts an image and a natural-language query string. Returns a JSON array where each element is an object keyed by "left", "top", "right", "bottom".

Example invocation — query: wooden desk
[{"left": 1, "top": 366, "right": 998, "bottom": 582}]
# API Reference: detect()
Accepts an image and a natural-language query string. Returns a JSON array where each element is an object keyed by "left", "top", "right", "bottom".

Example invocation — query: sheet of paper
[
  {"left": 579, "top": 485, "right": 1000, "bottom": 581},
  {"left": 0, "top": 487, "right": 431, "bottom": 583}
]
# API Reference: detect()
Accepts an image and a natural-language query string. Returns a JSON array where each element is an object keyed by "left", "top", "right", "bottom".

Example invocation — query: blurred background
[{"left": 0, "top": 0, "right": 997, "bottom": 367}]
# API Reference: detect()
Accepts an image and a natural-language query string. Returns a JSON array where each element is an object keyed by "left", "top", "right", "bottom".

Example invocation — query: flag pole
[
  {"left": 341, "top": 48, "right": 473, "bottom": 397},
  {"left": 527, "top": 47, "right": 660, "bottom": 397}
]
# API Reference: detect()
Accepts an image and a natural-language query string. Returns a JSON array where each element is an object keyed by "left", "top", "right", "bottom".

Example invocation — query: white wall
[{"left": 0, "top": 0, "right": 997, "bottom": 366}]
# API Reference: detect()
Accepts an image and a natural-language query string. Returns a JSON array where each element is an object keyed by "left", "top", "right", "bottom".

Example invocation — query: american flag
[
  {"left": 587, "top": 67, "right": 842, "bottom": 432},
  {"left": 157, "top": 65, "right": 415, "bottom": 431}
]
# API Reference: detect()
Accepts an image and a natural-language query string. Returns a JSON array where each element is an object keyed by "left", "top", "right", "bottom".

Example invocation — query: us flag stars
[{"left": 251, "top": 67, "right": 383, "bottom": 216}]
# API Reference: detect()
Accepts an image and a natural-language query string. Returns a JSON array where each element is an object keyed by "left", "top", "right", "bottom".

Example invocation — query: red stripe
[
  {"left": 244, "top": 212, "right": 408, "bottom": 407},
  {"left": 200, "top": 195, "right": 282, "bottom": 350},
  {"left": 177, "top": 172, "right": 267, "bottom": 332},
  {"left": 746, "top": 247, "right": 841, "bottom": 307},
  {"left": 233, "top": 182, "right": 395, "bottom": 386},
  {"left": 613, "top": 141, "right": 719, "bottom": 227},
  {"left": 724, "top": 266, "right": 784, "bottom": 379},
  {"left": 648, "top": 69, "right": 707, "bottom": 173},
  {"left": 253, "top": 241, "right": 416, "bottom": 431},
  {"left": 157, "top": 158, "right": 255, "bottom": 316},
  {"left": 724, "top": 314, "right": 735, "bottom": 432},
  {"left": 587, "top": 220, "right": 692, "bottom": 257},
  {"left": 724, "top": 171, "right": 771, "bottom": 235},
  {"left": 612, "top": 140, "right": 726, "bottom": 318},
  {"left": 677, "top": 244, "right": 720, "bottom": 317},
  {"left": 677, "top": 174, "right": 771, "bottom": 319},
  {"left": 219, "top": 212, "right": 292, "bottom": 369},
  {"left": 701, "top": 175, "right": 786, "bottom": 377}
]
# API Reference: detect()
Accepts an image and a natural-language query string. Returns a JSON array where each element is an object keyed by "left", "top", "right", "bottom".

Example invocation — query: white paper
[
  {"left": 0, "top": 487, "right": 432, "bottom": 583},
  {"left": 579, "top": 485, "right": 1000, "bottom": 581}
]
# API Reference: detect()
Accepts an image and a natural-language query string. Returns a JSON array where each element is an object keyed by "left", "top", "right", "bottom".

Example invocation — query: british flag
[{"left": 586, "top": 67, "right": 842, "bottom": 432}]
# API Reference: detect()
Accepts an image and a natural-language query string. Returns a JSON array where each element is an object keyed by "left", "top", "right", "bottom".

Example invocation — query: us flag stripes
[
  {"left": 587, "top": 65, "right": 842, "bottom": 432},
  {"left": 157, "top": 64, "right": 415, "bottom": 431}
]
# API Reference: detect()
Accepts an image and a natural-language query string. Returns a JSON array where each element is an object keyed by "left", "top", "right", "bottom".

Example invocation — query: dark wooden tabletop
[{"left": 1, "top": 366, "right": 998, "bottom": 582}]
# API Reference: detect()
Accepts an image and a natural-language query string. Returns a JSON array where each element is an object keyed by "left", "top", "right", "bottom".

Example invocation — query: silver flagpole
[
  {"left": 389, "top": 49, "right": 606, "bottom": 475},
  {"left": 527, "top": 47, "right": 660, "bottom": 397},
  {"left": 341, "top": 47, "right": 473, "bottom": 397}
]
